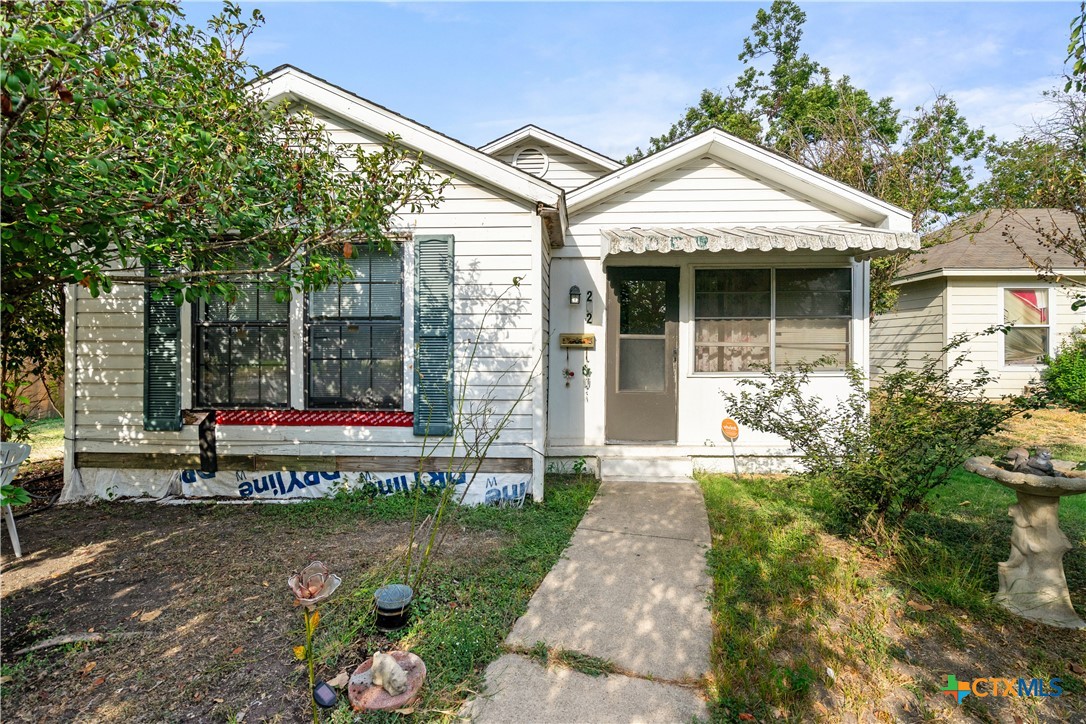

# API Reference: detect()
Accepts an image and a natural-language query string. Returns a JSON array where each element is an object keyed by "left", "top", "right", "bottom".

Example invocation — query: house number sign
[{"left": 559, "top": 333, "right": 596, "bottom": 349}]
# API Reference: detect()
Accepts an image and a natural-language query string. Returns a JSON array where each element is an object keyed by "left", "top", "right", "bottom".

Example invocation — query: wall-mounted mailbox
[{"left": 559, "top": 333, "right": 596, "bottom": 349}]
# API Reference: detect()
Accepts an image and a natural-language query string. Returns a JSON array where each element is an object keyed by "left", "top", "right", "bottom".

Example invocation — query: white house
[
  {"left": 61, "top": 65, "right": 918, "bottom": 504},
  {"left": 871, "top": 209, "right": 1086, "bottom": 397}
]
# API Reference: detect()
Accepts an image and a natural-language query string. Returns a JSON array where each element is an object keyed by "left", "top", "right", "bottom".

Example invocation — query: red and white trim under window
[{"left": 1003, "top": 288, "right": 1050, "bottom": 366}]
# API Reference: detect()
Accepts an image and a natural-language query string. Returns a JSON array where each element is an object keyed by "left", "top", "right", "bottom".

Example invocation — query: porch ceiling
[{"left": 602, "top": 226, "right": 920, "bottom": 258}]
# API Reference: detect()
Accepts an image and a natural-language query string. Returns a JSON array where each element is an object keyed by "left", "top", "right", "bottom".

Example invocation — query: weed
[{"left": 527, "top": 640, "right": 549, "bottom": 666}]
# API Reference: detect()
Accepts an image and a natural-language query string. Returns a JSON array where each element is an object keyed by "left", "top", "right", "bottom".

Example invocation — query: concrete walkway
[{"left": 464, "top": 481, "right": 712, "bottom": 722}]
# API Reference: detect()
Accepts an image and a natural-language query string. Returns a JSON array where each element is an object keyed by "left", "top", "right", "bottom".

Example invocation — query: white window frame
[
  {"left": 689, "top": 265, "right": 854, "bottom": 377},
  {"left": 197, "top": 244, "right": 415, "bottom": 412},
  {"left": 999, "top": 284, "right": 1053, "bottom": 370}
]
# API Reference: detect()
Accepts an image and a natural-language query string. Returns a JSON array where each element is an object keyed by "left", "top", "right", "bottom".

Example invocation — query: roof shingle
[{"left": 899, "top": 209, "right": 1084, "bottom": 279}]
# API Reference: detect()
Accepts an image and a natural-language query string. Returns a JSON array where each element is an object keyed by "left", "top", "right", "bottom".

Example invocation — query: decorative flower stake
[
  {"left": 289, "top": 562, "right": 342, "bottom": 722},
  {"left": 289, "top": 560, "right": 342, "bottom": 609}
]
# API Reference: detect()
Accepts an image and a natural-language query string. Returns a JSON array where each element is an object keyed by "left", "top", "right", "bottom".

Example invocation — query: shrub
[
  {"left": 1043, "top": 328, "right": 1086, "bottom": 408},
  {"left": 719, "top": 328, "right": 1043, "bottom": 540}
]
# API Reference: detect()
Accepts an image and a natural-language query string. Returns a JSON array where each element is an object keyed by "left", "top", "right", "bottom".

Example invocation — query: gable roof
[
  {"left": 897, "top": 209, "right": 1085, "bottom": 282},
  {"left": 566, "top": 128, "right": 913, "bottom": 231},
  {"left": 252, "top": 66, "right": 563, "bottom": 207},
  {"left": 480, "top": 125, "right": 623, "bottom": 171}
]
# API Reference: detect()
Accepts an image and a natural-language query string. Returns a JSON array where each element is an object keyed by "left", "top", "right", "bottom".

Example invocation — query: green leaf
[{"left": 0, "top": 485, "right": 31, "bottom": 507}]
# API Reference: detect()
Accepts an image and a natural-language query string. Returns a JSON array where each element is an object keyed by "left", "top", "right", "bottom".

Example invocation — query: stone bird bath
[{"left": 964, "top": 452, "right": 1086, "bottom": 629}]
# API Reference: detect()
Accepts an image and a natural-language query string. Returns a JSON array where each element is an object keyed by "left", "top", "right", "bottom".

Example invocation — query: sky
[{"left": 182, "top": 1, "right": 1077, "bottom": 160}]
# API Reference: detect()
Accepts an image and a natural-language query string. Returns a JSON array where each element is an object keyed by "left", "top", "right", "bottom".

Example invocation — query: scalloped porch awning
[{"left": 602, "top": 226, "right": 920, "bottom": 258}]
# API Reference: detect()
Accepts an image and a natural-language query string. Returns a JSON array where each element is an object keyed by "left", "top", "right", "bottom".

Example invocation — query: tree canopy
[
  {"left": 976, "top": 4, "right": 1085, "bottom": 306},
  {"left": 0, "top": 1, "right": 449, "bottom": 434},
  {"left": 624, "top": 0, "right": 1004, "bottom": 314},
  {"left": 626, "top": 0, "right": 901, "bottom": 164}
]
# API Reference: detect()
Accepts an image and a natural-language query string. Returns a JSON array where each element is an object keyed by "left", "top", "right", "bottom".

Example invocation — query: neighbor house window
[
  {"left": 195, "top": 285, "right": 289, "bottom": 407},
  {"left": 306, "top": 245, "right": 404, "bottom": 409},
  {"left": 694, "top": 268, "right": 851, "bottom": 372},
  {"left": 1004, "top": 288, "right": 1049, "bottom": 366}
]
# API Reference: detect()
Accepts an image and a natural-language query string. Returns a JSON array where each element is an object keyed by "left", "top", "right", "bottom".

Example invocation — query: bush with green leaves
[
  {"left": 719, "top": 328, "right": 1042, "bottom": 539},
  {"left": 1043, "top": 328, "right": 1086, "bottom": 408}
]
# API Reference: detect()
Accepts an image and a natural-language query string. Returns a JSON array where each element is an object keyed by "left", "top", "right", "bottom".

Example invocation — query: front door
[{"left": 605, "top": 267, "right": 679, "bottom": 443}]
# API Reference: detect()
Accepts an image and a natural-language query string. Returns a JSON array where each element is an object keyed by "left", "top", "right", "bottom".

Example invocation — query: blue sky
[{"left": 184, "top": 1, "right": 1076, "bottom": 159}]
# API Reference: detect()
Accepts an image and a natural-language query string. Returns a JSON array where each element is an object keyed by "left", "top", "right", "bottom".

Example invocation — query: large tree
[
  {"left": 0, "top": 1, "right": 448, "bottom": 435},
  {"left": 975, "top": 3, "right": 1085, "bottom": 304},
  {"left": 626, "top": 0, "right": 901, "bottom": 163},
  {"left": 626, "top": 1, "right": 991, "bottom": 314}
]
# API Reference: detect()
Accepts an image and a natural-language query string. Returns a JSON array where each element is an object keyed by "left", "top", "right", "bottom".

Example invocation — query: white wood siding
[
  {"left": 544, "top": 154, "right": 875, "bottom": 458},
  {"left": 494, "top": 140, "right": 611, "bottom": 192},
  {"left": 945, "top": 277, "right": 1086, "bottom": 397},
  {"left": 565, "top": 156, "right": 861, "bottom": 255},
  {"left": 870, "top": 278, "right": 947, "bottom": 376},
  {"left": 71, "top": 106, "right": 541, "bottom": 461}
]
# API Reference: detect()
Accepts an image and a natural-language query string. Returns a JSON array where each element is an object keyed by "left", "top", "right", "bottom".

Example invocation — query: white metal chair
[{"left": 1, "top": 442, "right": 32, "bottom": 558}]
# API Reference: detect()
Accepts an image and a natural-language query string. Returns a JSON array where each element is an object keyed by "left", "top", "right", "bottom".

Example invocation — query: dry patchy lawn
[{"left": 1, "top": 478, "right": 597, "bottom": 723}]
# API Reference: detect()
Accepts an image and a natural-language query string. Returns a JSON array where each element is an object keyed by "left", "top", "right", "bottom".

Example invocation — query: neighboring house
[
  {"left": 60, "top": 65, "right": 918, "bottom": 503},
  {"left": 871, "top": 209, "right": 1086, "bottom": 397}
]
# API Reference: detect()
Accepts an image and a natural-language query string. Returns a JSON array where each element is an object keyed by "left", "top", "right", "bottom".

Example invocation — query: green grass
[
  {"left": 520, "top": 641, "right": 619, "bottom": 677},
  {"left": 293, "top": 474, "right": 600, "bottom": 721},
  {"left": 699, "top": 468, "right": 1086, "bottom": 722},
  {"left": 25, "top": 416, "right": 64, "bottom": 461},
  {"left": 700, "top": 474, "right": 861, "bottom": 721},
  {"left": 902, "top": 466, "right": 1086, "bottom": 616}
]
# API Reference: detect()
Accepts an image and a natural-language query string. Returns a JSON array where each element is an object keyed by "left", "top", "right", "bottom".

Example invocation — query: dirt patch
[{"left": 1, "top": 502, "right": 499, "bottom": 722}]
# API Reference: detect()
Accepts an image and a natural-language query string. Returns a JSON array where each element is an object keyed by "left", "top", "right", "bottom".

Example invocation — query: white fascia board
[
  {"left": 568, "top": 129, "right": 912, "bottom": 231},
  {"left": 254, "top": 68, "right": 562, "bottom": 207},
  {"left": 480, "top": 125, "right": 623, "bottom": 171},
  {"left": 567, "top": 135, "right": 717, "bottom": 210},
  {"left": 893, "top": 268, "right": 1086, "bottom": 285}
]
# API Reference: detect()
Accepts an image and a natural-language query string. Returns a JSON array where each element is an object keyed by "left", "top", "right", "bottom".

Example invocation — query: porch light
[{"left": 569, "top": 285, "right": 581, "bottom": 305}]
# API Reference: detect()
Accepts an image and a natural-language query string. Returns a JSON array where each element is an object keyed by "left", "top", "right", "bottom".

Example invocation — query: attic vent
[{"left": 513, "top": 147, "right": 549, "bottom": 177}]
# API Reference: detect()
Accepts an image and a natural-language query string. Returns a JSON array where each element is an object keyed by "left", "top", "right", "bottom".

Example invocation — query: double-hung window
[
  {"left": 306, "top": 245, "right": 404, "bottom": 409},
  {"left": 694, "top": 268, "right": 851, "bottom": 372},
  {"left": 195, "top": 285, "right": 290, "bottom": 407},
  {"left": 1003, "top": 288, "right": 1049, "bottom": 366}
]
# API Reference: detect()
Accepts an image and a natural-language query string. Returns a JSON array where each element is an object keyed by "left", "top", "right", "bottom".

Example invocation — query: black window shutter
[
  {"left": 144, "top": 274, "right": 182, "bottom": 431},
  {"left": 413, "top": 235, "right": 454, "bottom": 436}
]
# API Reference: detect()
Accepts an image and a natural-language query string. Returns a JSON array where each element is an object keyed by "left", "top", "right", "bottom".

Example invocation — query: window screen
[{"left": 694, "top": 268, "right": 851, "bottom": 372}]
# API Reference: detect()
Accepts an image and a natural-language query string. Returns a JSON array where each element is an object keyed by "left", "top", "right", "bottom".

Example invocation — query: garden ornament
[
  {"left": 288, "top": 561, "right": 341, "bottom": 723},
  {"left": 1003, "top": 447, "right": 1029, "bottom": 471},
  {"left": 1024, "top": 447, "right": 1055, "bottom": 476},
  {"left": 371, "top": 651, "right": 410, "bottom": 696},
  {"left": 965, "top": 450, "right": 1086, "bottom": 629},
  {"left": 288, "top": 561, "right": 342, "bottom": 609}
]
